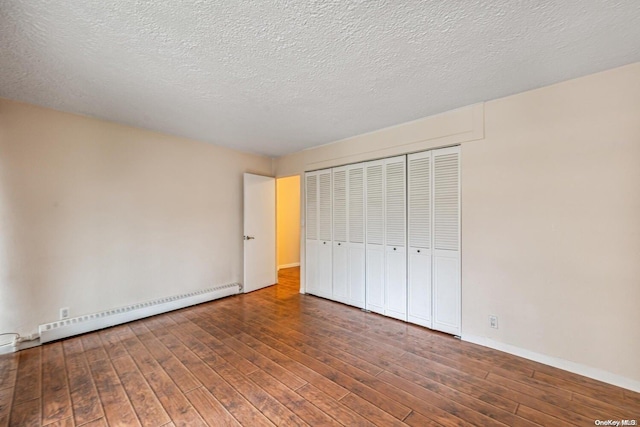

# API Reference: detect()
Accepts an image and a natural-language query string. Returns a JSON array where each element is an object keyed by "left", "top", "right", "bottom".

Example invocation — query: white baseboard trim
[
  {"left": 462, "top": 334, "right": 640, "bottom": 393},
  {"left": 278, "top": 262, "right": 300, "bottom": 270}
]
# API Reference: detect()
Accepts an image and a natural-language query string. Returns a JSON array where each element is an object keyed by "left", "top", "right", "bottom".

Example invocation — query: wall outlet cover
[{"left": 489, "top": 315, "right": 498, "bottom": 329}]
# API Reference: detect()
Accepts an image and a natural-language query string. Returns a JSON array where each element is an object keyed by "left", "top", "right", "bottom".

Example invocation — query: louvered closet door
[
  {"left": 347, "top": 164, "right": 366, "bottom": 308},
  {"left": 432, "top": 146, "right": 461, "bottom": 335},
  {"left": 316, "top": 169, "right": 333, "bottom": 299},
  {"left": 365, "top": 160, "right": 385, "bottom": 314},
  {"left": 332, "top": 166, "right": 349, "bottom": 304},
  {"left": 407, "top": 151, "right": 432, "bottom": 328},
  {"left": 384, "top": 156, "right": 407, "bottom": 321},
  {"left": 305, "top": 172, "right": 319, "bottom": 295}
]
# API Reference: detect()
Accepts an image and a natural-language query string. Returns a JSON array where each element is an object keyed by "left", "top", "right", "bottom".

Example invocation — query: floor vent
[{"left": 39, "top": 282, "right": 241, "bottom": 344}]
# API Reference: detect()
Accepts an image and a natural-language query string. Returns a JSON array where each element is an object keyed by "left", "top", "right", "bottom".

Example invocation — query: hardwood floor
[{"left": 1, "top": 267, "right": 638, "bottom": 426}]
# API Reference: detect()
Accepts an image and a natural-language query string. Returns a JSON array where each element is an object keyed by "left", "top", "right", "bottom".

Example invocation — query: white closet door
[
  {"left": 384, "top": 156, "right": 407, "bottom": 321},
  {"left": 365, "top": 160, "right": 385, "bottom": 314},
  {"left": 332, "top": 167, "right": 349, "bottom": 303},
  {"left": 317, "top": 170, "right": 333, "bottom": 299},
  {"left": 407, "top": 151, "right": 432, "bottom": 328},
  {"left": 348, "top": 164, "right": 366, "bottom": 308},
  {"left": 432, "top": 146, "right": 461, "bottom": 335},
  {"left": 305, "top": 172, "right": 319, "bottom": 295}
]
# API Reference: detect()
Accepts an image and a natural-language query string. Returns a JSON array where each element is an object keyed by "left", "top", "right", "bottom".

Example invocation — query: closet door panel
[
  {"left": 432, "top": 147, "right": 460, "bottom": 335},
  {"left": 317, "top": 170, "right": 333, "bottom": 298},
  {"left": 332, "top": 167, "right": 348, "bottom": 302},
  {"left": 384, "top": 156, "right": 406, "bottom": 321},
  {"left": 365, "top": 160, "right": 385, "bottom": 314},
  {"left": 348, "top": 164, "right": 365, "bottom": 308},
  {"left": 407, "top": 151, "right": 432, "bottom": 327},
  {"left": 305, "top": 172, "right": 318, "bottom": 294}
]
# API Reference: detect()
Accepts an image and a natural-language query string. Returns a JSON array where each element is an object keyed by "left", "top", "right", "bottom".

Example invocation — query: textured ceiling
[{"left": 1, "top": 1, "right": 639, "bottom": 157}]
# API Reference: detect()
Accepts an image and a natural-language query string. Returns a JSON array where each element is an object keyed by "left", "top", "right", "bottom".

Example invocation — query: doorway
[{"left": 276, "top": 175, "right": 301, "bottom": 285}]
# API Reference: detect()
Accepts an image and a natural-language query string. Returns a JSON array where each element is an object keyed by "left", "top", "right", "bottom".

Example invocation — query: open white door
[{"left": 244, "top": 173, "right": 276, "bottom": 293}]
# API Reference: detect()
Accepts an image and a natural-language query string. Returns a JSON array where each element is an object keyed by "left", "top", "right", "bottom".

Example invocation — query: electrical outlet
[
  {"left": 489, "top": 315, "right": 498, "bottom": 329},
  {"left": 60, "top": 307, "right": 70, "bottom": 320}
]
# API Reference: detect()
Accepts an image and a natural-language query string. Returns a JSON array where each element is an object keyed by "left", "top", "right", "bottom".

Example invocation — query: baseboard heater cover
[{"left": 39, "top": 282, "right": 241, "bottom": 344}]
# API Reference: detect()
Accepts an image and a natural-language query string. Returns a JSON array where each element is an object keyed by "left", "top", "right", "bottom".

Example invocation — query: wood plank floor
[{"left": 1, "top": 267, "right": 638, "bottom": 426}]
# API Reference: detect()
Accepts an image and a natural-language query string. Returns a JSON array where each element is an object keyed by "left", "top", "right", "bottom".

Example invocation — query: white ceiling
[{"left": 1, "top": 1, "right": 639, "bottom": 157}]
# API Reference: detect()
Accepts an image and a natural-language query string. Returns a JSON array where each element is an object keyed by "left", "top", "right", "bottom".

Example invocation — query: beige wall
[
  {"left": 275, "top": 103, "right": 484, "bottom": 176},
  {"left": 275, "top": 62, "right": 640, "bottom": 386},
  {"left": 276, "top": 175, "right": 301, "bottom": 268},
  {"left": 462, "top": 63, "right": 640, "bottom": 384},
  {"left": 0, "top": 98, "right": 272, "bottom": 339}
]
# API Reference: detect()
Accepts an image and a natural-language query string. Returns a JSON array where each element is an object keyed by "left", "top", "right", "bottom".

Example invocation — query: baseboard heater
[{"left": 38, "top": 282, "right": 241, "bottom": 344}]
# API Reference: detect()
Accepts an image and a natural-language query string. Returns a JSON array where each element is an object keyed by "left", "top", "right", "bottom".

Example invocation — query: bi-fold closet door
[
  {"left": 407, "top": 147, "right": 461, "bottom": 335},
  {"left": 305, "top": 169, "right": 333, "bottom": 299},
  {"left": 331, "top": 164, "right": 366, "bottom": 308},
  {"left": 365, "top": 156, "right": 407, "bottom": 320}
]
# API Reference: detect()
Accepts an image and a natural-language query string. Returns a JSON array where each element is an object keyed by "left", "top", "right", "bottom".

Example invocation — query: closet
[{"left": 305, "top": 146, "right": 460, "bottom": 336}]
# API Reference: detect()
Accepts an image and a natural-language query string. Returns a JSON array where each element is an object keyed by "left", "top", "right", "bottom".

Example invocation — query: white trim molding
[{"left": 463, "top": 334, "right": 640, "bottom": 393}]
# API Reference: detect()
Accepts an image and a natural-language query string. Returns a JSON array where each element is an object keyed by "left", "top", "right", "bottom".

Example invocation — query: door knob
[
  {"left": 244, "top": 236, "right": 255, "bottom": 240},
  {"left": 417, "top": 249, "right": 421, "bottom": 253}
]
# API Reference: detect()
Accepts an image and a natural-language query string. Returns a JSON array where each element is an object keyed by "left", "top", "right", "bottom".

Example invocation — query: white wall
[
  {"left": 275, "top": 62, "right": 640, "bottom": 387},
  {"left": 0, "top": 98, "right": 272, "bottom": 340}
]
